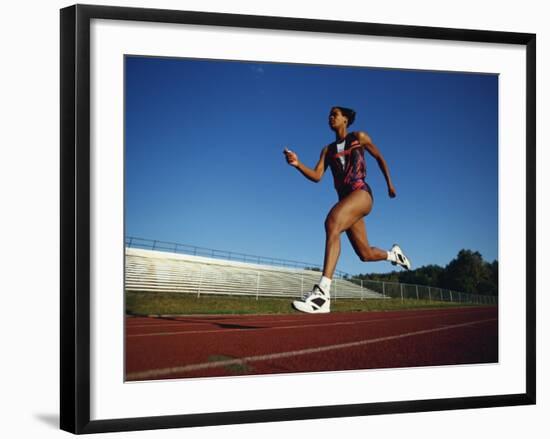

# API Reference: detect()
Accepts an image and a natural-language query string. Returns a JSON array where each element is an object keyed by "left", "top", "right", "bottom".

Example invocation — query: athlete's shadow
[
  {"left": 215, "top": 323, "right": 260, "bottom": 330},
  {"left": 153, "top": 315, "right": 261, "bottom": 330}
]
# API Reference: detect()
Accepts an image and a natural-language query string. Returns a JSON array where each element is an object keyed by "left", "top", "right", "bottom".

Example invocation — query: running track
[{"left": 125, "top": 307, "right": 497, "bottom": 381}]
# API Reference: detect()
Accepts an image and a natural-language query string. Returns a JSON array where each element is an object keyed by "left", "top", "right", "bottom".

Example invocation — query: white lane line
[
  {"left": 126, "top": 310, "right": 496, "bottom": 338},
  {"left": 125, "top": 308, "right": 492, "bottom": 329},
  {"left": 126, "top": 318, "right": 497, "bottom": 380}
]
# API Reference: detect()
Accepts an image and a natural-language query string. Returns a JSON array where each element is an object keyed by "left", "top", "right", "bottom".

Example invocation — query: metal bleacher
[{"left": 125, "top": 248, "right": 385, "bottom": 300}]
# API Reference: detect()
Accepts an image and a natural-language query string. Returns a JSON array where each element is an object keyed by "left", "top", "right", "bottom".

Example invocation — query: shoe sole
[{"left": 292, "top": 301, "right": 330, "bottom": 314}]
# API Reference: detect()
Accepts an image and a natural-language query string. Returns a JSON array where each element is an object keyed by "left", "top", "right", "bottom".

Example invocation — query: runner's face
[{"left": 328, "top": 108, "right": 348, "bottom": 130}]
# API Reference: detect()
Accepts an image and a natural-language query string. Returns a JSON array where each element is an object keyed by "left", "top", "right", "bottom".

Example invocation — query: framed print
[{"left": 60, "top": 4, "right": 536, "bottom": 434}]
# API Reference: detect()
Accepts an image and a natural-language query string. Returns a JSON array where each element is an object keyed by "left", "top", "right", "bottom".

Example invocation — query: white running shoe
[
  {"left": 292, "top": 284, "right": 331, "bottom": 314},
  {"left": 390, "top": 244, "right": 411, "bottom": 270}
]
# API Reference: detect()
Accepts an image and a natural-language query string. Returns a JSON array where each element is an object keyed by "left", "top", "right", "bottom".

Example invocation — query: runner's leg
[
  {"left": 322, "top": 190, "right": 373, "bottom": 279},
  {"left": 345, "top": 217, "right": 388, "bottom": 262}
]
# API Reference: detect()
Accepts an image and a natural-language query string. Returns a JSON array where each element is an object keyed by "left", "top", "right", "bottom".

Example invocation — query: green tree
[{"left": 440, "top": 249, "right": 495, "bottom": 294}]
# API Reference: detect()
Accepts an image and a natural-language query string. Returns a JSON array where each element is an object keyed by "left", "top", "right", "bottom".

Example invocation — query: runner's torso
[{"left": 326, "top": 132, "right": 371, "bottom": 199}]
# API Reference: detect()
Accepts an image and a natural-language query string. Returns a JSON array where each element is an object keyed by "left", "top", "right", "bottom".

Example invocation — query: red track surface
[{"left": 125, "top": 306, "right": 498, "bottom": 381}]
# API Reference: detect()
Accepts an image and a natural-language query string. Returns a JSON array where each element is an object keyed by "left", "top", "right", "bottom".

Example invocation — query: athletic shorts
[{"left": 337, "top": 181, "right": 373, "bottom": 201}]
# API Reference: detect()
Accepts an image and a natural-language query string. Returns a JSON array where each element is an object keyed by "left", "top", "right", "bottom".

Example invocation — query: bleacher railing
[{"left": 125, "top": 236, "right": 350, "bottom": 279}]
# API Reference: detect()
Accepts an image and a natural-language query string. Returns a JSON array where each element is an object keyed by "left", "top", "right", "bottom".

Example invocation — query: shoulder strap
[{"left": 333, "top": 134, "right": 363, "bottom": 159}]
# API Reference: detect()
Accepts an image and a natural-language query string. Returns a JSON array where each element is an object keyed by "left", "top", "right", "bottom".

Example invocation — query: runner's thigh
[{"left": 326, "top": 190, "right": 372, "bottom": 232}]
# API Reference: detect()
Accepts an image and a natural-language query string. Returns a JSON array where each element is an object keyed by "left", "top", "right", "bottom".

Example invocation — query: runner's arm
[
  {"left": 357, "top": 131, "right": 396, "bottom": 198},
  {"left": 284, "top": 147, "right": 328, "bottom": 183}
]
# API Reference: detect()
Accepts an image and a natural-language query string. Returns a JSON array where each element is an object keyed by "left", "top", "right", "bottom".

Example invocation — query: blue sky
[{"left": 125, "top": 56, "right": 498, "bottom": 275}]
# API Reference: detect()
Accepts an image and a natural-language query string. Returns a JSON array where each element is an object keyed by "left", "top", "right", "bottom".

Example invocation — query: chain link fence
[{"left": 349, "top": 278, "right": 497, "bottom": 305}]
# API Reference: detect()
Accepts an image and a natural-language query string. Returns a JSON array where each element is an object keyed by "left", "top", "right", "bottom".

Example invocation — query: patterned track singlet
[{"left": 326, "top": 132, "right": 373, "bottom": 200}]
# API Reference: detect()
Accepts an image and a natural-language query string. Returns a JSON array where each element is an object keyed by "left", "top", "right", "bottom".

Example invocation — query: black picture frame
[{"left": 60, "top": 4, "right": 536, "bottom": 434}]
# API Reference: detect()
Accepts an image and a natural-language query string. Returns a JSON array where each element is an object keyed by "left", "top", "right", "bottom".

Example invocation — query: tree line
[{"left": 351, "top": 249, "right": 498, "bottom": 296}]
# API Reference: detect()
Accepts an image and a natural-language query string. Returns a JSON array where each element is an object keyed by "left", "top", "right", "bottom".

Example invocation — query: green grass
[{"left": 125, "top": 291, "right": 488, "bottom": 316}]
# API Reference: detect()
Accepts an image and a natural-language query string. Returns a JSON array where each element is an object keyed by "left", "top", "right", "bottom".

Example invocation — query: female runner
[{"left": 284, "top": 106, "right": 411, "bottom": 314}]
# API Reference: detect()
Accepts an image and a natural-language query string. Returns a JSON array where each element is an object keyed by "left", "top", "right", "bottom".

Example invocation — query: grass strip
[{"left": 125, "top": 291, "right": 489, "bottom": 316}]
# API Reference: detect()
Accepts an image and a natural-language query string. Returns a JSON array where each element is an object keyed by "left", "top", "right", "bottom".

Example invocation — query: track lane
[{"left": 125, "top": 307, "right": 498, "bottom": 381}]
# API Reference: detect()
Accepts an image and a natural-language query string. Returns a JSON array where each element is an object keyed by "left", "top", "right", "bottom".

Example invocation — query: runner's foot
[
  {"left": 292, "top": 284, "right": 331, "bottom": 314},
  {"left": 390, "top": 244, "right": 411, "bottom": 270}
]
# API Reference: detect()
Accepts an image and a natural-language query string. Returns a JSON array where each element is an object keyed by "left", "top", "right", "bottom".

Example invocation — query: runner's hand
[
  {"left": 284, "top": 148, "right": 299, "bottom": 167},
  {"left": 388, "top": 184, "right": 397, "bottom": 198}
]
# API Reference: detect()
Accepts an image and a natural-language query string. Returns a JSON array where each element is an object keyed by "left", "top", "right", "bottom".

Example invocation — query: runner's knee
[{"left": 324, "top": 215, "right": 343, "bottom": 238}]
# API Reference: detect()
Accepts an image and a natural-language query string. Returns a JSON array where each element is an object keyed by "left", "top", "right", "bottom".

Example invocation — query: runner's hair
[{"left": 334, "top": 106, "right": 356, "bottom": 127}]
